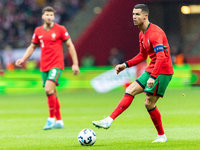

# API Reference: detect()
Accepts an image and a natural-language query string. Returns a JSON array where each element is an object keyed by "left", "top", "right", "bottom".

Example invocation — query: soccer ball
[{"left": 77, "top": 129, "right": 96, "bottom": 146}]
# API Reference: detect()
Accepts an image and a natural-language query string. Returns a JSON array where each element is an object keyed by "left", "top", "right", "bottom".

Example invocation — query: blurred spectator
[
  {"left": 3, "top": 44, "right": 15, "bottom": 70},
  {"left": 108, "top": 47, "right": 124, "bottom": 66},
  {"left": 0, "top": 0, "right": 87, "bottom": 49},
  {"left": 171, "top": 46, "right": 185, "bottom": 65},
  {"left": 70, "top": 0, "right": 79, "bottom": 14},
  {"left": 175, "top": 52, "right": 184, "bottom": 65},
  {"left": 81, "top": 52, "right": 96, "bottom": 67},
  {"left": 0, "top": 51, "right": 5, "bottom": 69},
  {"left": 171, "top": 46, "right": 177, "bottom": 64}
]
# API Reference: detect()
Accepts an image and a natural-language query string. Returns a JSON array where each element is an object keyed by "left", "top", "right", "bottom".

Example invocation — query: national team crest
[{"left": 51, "top": 33, "right": 56, "bottom": 41}]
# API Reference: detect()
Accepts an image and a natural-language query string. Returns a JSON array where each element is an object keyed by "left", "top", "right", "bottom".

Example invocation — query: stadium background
[
  {"left": 0, "top": 0, "right": 200, "bottom": 93},
  {"left": 0, "top": 1, "right": 200, "bottom": 149}
]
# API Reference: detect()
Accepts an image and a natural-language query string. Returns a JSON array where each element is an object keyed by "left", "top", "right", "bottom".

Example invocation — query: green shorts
[
  {"left": 41, "top": 68, "right": 62, "bottom": 87},
  {"left": 136, "top": 71, "right": 172, "bottom": 97}
]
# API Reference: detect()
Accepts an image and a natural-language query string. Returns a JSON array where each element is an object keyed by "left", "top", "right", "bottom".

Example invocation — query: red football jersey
[
  {"left": 126, "top": 23, "right": 174, "bottom": 78},
  {"left": 32, "top": 23, "right": 70, "bottom": 72}
]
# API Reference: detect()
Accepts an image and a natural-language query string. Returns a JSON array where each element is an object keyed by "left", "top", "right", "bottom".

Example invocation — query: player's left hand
[
  {"left": 147, "top": 77, "right": 155, "bottom": 87},
  {"left": 72, "top": 64, "right": 80, "bottom": 75}
]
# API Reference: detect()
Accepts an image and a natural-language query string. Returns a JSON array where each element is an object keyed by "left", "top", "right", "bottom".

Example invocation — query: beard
[{"left": 44, "top": 19, "right": 52, "bottom": 25}]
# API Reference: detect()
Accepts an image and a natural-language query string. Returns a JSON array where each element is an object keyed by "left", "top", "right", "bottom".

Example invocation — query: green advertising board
[{"left": 0, "top": 65, "right": 195, "bottom": 94}]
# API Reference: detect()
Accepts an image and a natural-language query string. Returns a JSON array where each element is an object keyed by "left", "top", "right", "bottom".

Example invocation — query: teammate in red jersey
[
  {"left": 15, "top": 6, "right": 80, "bottom": 130},
  {"left": 92, "top": 4, "right": 173, "bottom": 142}
]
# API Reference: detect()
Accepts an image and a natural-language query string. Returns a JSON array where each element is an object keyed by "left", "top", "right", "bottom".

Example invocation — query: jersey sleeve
[
  {"left": 31, "top": 28, "right": 39, "bottom": 45},
  {"left": 125, "top": 33, "right": 147, "bottom": 67},
  {"left": 61, "top": 26, "right": 70, "bottom": 41},
  {"left": 149, "top": 32, "right": 166, "bottom": 79}
]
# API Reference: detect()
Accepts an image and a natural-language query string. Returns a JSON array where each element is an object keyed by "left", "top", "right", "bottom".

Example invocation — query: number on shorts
[{"left": 51, "top": 69, "right": 57, "bottom": 77}]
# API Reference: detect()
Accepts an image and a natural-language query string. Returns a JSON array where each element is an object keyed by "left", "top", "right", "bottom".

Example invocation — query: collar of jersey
[
  {"left": 143, "top": 22, "right": 151, "bottom": 34},
  {"left": 43, "top": 23, "right": 54, "bottom": 31}
]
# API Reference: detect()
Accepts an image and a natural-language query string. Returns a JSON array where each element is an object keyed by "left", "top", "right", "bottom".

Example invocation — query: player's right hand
[
  {"left": 15, "top": 59, "right": 24, "bottom": 67},
  {"left": 115, "top": 64, "right": 126, "bottom": 74},
  {"left": 72, "top": 64, "right": 80, "bottom": 75}
]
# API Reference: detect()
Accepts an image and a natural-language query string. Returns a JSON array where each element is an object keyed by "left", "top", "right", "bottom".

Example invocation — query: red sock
[
  {"left": 110, "top": 93, "right": 134, "bottom": 120},
  {"left": 55, "top": 97, "right": 62, "bottom": 120},
  {"left": 148, "top": 106, "right": 165, "bottom": 135},
  {"left": 47, "top": 93, "right": 56, "bottom": 118}
]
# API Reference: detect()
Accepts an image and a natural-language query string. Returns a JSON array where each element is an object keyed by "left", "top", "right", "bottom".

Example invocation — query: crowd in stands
[
  {"left": 0, "top": 0, "right": 185, "bottom": 70},
  {"left": 0, "top": 0, "right": 87, "bottom": 69},
  {"left": 0, "top": 0, "right": 87, "bottom": 50}
]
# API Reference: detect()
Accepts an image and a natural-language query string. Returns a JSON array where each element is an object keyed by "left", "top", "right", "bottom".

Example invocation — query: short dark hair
[
  {"left": 134, "top": 4, "right": 149, "bottom": 15},
  {"left": 42, "top": 6, "right": 56, "bottom": 14}
]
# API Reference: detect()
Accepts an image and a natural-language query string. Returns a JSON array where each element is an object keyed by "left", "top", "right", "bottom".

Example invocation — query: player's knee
[
  {"left": 125, "top": 81, "right": 143, "bottom": 96},
  {"left": 125, "top": 87, "right": 141, "bottom": 96},
  {"left": 145, "top": 96, "right": 157, "bottom": 110},
  {"left": 144, "top": 100, "right": 151, "bottom": 108},
  {"left": 125, "top": 86, "right": 136, "bottom": 96},
  {"left": 45, "top": 87, "right": 54, "bottom": 95},
  {"left": 144, "top": 96, "right": 151, "bottom": 108}
]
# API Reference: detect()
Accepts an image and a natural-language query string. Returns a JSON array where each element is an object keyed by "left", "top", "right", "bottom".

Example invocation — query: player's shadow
[{"left": 67, "top": 144, "right": 109, "bottom": 148}]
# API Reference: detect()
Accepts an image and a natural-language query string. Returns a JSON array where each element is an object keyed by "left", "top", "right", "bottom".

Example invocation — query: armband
[{"left": 154, "top": 44, "right": 164, "bottom": 53}]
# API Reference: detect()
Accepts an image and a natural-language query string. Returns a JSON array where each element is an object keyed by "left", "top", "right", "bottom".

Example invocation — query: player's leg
[
  {"left": 43, "top": 68, "right": 62, "bottom": 130},
  {"left": 110, "top": 81, "right": 144, "bottom": 119},
  {"left": 92, "top": 71, "right": 150, "bottom": 129},
  {"left": 54, "top": 89, "right": 61, "bottom": 120},
  {"left": 41, "top": 71, "right": 55, "bottom": 130},
  {"left": 144, "top": 74, "right": 172, "bottom": 142},
  {"left": 109, "top": 71, "right": 152, "bottom": 121},
  {"left": 53, "top": 88, "right": 64, "bottom": 129},
  {"left": 43, "top": 80, "right": 57, "bottom": 130},
  {"left": 92, "top": 81, "right": 144, "bottom": 129},
  {"left": 145, "top": 94, "right": 167, "bottom": 142}
]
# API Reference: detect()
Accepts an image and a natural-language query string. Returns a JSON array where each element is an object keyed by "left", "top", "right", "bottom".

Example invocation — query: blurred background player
[
  {"left": 15, "top": 6, "right": 80, "bottom": 130},
  {"left": 92, "top": 4, "right": 173, "bottom": 142}
]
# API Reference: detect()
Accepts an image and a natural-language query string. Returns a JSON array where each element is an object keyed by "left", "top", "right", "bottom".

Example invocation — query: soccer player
[
  {"left": 15, "top": 6, "right": 80, "bottom": 130},
  {"left": 92, "top": 4, "right": 174, "bottom": 142}
]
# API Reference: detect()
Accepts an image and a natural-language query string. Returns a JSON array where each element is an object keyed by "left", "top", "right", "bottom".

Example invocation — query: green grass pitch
[{"left": 0, "top": 87, "right": 200, "bottom": 150}]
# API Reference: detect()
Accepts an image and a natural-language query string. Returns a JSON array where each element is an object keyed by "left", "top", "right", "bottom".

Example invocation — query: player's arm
[
  {"left": 147, "top": 47, "right": 165, "bottom": 87},
  {"left": 64, "top": 38, "right": 80, "bottom": 75},
  {"left": 150, "top": 47, "right": 165, "bottom": 79},
  {"left": 147, "top": 32, "right": 166, "bottom": 87},
  {"left": 115, "top": 40, "right": 147, "bottom": 74},
  {"left": 149, "top": 32, "right": 166, "bottom": 79},
  {"left": 126, "top": 36, "right": 148, "bottom": 68},
  {"left": 15, "top": 43, "right": 37, "bottom": 67},
  {"left": 125, "top": 51, "right": 147, "bottom": 67},
  {"left": 115, "top": 52, "right": 147, "bottom": 74}
]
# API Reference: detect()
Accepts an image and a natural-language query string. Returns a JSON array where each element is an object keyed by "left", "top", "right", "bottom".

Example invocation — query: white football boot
[
  {"left": 43, "top": 118, "right": 55, "bottom": 130},
  {"left": 92, "top": 117, "right": 113, "bottom": 129},
  {"left": 152, "top": 134, "right": 167, "bottom": 143}
]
